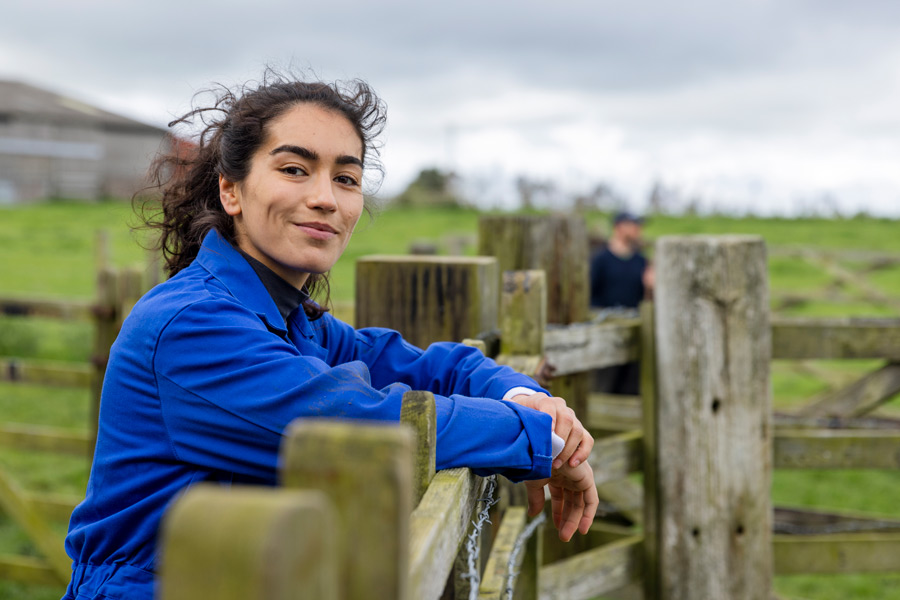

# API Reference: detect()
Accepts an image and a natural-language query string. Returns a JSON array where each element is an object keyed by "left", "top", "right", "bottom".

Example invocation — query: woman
[{"left": 63, "top": 73, "right": 597, "bottom": 600}]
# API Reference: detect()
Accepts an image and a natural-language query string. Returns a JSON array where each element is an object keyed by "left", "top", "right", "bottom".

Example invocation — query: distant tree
[
  {"left": 515, "top": 176, "right": 558, "bottom": 210},
  {"left": 574, "top": 182, "right": 626, "bottom": 214},
  {"left": 392, "top": 167, "right": 464, "bottom": 208},
  {"left": 683, "top": 195, "right": 702, "bottom": 216},
  {"left": 647, "top": 180, "right": 679, "bottom": 215}
]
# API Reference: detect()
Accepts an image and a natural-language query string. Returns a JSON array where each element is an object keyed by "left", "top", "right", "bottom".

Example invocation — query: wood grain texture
[
  {"left": 355, "top": 255, "right": 499, "bottom": 349},
  {"left": 639, "top": 301, "right": 660, "bottom": 600},
  {"left": 771, "top": 317, "right": 900, "bottom": 360},
  {"left": 158, "top": 485, "right": 337, "bottom": 600},
  {"left": 478, "top": 506, "right": 541, "bottom": 600},
  {"left": 590, "top": 430, "right": 643, "bottom": 486},
  {"left": 586, "top": 393, "right": 642, "bottom": 431},
  {"left": 543, "top": 319, "right": 640, "bottom": 375},
  {"left": 280, "top": 419, "right": 413, "bottom": 600},
  {"left": 499, "top": 270, "right": 546, "bottom": 356},
  {"left": 773, "top": 533, "right": 900, "bottom": 574},
  {"left": 538, "top": 535, "right": 642, "bottom": 600},
  {"left": 652, "top": 236, "right": 772, "bottom": 600},
  {"left": 407, "top": 468, "right": 485, "bottom": 600},
  {"left": 401, "top": 391, "right": 437, "bottom": 507},
  {"left": 478, "top": 215, "right": 588, "bottom": 325},
  {"left": 774, "top": 429, "right": 900, "bottom": 469},
  {"left": 479, "top": 215, "right": 591, "bottom": 416}
]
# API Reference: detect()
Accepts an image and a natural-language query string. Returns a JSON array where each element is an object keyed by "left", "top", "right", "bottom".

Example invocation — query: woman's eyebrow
[
  {"left": 270, "top": 144, "right": 363, "bottom": 168},
  {"left": 270, "top": 144, "right": 317, "bottom": 160},
  {"left": 336, "top": 155, "right": 364, "bottom": 168}
]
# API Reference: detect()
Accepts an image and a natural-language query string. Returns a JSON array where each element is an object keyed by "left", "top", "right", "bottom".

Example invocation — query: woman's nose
[{"left": 306, "top": 174, "right": 338, "bottom": 211}]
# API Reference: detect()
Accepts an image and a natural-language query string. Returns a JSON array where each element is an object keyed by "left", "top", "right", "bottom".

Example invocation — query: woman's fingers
[
  {"left": 543, "top": 460, "right": 599, "bottom": 541},
  {"left": 548, "top": 483, "right": 564, "bottom": 528},
  {"left": 553, "top": 410, "right": 582, "bottom": 467},
  {"left": 556, "top": 488, "right": 585, "bottom": 542},
  {"left": 524, "top": 479, "right": 549, "bottom": 518},
  {"left": 568, "top": 426, "right": 594, "bottom": 467},
  {"left": 578, "top": 465, "right": 599, "bottom": 534}
]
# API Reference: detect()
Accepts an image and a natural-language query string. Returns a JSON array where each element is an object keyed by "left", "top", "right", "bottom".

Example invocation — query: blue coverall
[{"left": 63, "top": 229, "right": 554, "bottom": 600}]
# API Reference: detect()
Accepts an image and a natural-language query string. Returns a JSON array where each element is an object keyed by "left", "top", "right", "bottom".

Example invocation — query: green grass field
[{"left": 1, "top": 200, "right": 899, "bottom": 599}]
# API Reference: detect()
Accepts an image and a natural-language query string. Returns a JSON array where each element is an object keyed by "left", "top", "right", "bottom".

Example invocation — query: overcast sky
[{"left": 2, "top": 0, "right": 899, "bottom": 216}]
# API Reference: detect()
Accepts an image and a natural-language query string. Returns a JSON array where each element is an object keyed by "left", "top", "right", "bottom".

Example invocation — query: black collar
[{"left": 236, "top": 249, "right": 308, "bottom": 324}]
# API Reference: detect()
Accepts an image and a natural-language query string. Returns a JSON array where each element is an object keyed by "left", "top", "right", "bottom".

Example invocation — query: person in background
[
  {"left": 589, "top": 211, "right": 653, "bottom": 394},
  {"left": 61, "top": 72, "right": 598, "bottom": 600}
]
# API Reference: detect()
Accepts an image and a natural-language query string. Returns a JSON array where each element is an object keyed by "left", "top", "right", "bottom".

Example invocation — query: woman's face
[{"left": 219, "top": 103, "right": 365, "bottom": 289}]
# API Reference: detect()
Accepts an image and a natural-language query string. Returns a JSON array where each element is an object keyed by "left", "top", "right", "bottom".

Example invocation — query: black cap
[{"left": 613, "top": 211, "right": 644, "bottom": 226}]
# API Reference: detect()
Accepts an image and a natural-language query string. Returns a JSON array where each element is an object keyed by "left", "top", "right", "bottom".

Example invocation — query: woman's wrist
[{"left": 502, "top": 387, "right": 565, "bottom": 460}]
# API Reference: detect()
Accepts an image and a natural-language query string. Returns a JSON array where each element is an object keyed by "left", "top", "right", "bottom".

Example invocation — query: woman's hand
[
  {"left": 524, "top": 461, "right": 598, "bottom": 541},
  {"left": 508, "top": 393, "right": 594, "bottom": 469}
]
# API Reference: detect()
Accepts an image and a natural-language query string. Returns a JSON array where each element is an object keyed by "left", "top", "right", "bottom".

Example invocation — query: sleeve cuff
[
  {"left": 502, "top": 387, "right": 564, "bottom": 460},
  {"left": 502, "top": 386, "right": 540, "bottom": 400},
  {"left": 551, "top": 431, "right": 565, "bottom": 460}
]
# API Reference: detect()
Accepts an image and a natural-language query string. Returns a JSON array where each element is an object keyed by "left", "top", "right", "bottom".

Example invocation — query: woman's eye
[
  {"left": 335, "top": 174, "right": 359, "bottom": 186},
  {"left": 281, "top": 166, "right": 306, "bottom": 176}
]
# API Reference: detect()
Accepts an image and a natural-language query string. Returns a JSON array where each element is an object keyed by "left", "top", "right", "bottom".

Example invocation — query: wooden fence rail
[
  {"left": 0, "top": 358, "right": 92, "bottom": 387},
  {"left": 0, "top": 296, "right": 95, "bottom": 321},
  {"left": 539, "top": 316, "right": 900, "bottom": 377}
]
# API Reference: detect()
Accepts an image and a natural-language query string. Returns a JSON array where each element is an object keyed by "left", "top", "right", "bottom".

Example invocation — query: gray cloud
[{"left": 2, "top": 0, "right": 899, "bottom": 214}]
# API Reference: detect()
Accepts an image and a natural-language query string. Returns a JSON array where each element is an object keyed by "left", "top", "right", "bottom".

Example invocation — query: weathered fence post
[
  {"left": 498, "top": 270, "right": 546, "bottom": 359},
  {"left": 90, "top": 261, "right": 144, "bottom": 461},
  {"left": 89, "top": 265, "right": 117, "bottom": 460},
  {"left": 355, "top": 255, "right": 499, "bottom": 349},
  {"left": 478, "top": 215, "right": 590, "bottom": 416},
  {"left": 280, "top": 419, "right": 414, "bottom": 600},
  {"left": 640, "top": 300, "right": 660, "bottom": 599},
  {"left": 401, "top": 390, "right": 437, "bottom": 506},
  {"left": 495, "top": 269, "right": 547, "bottom": 515},
  {"left": 158, "top": 485, "right": 338, "bottom": 599},
  {"left": 646, "top": 236, "right": 772, "bottom": 599},
  {"left": 116, "top": 267, "right": 144, "bottom": 329},
  {"left": 478, "top": 216, "right": 588, "bottom": 325},
  {"left": 492, "top": 270, "right": 547, "bottom": 599}
]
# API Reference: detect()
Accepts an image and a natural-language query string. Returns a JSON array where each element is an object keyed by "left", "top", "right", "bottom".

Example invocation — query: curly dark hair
[{"left": 137, "top": 70, "right": 387, "bottom": 318}]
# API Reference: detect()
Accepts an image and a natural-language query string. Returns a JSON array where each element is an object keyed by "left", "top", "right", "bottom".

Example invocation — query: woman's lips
[{"left": 295, "top": 222, "right": 338, "bottom": 240}]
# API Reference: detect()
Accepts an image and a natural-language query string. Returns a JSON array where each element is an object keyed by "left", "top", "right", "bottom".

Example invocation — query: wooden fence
[
  {"left": 157, "top": 217, "right": 900, "bottom": 599},
  {"left": 0, "top": 232, "right": 148, "bottom": 587},
  {"left": 2, "top": 218, "right": 899, "bottom": 598}
]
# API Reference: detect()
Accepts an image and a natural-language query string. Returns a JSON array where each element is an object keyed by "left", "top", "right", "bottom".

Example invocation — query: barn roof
[{"left": 0, "top": 80, "right": 167, "bottom": 135}]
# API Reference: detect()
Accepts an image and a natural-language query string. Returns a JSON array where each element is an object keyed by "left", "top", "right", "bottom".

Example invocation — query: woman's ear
[{"left": 219, "top": 174, "right": 242, "bottom": 216}]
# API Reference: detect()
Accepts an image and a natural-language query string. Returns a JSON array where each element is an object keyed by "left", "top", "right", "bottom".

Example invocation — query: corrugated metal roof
[{"left": 0, "top": 80, "right": 167, "bottom": 134}]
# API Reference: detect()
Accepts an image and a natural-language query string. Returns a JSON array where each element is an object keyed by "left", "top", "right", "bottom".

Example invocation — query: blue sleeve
[
  {"left": 316, "top": 314, "right": 548, "bottom": 400},
  {"left": 154, "top": 298, "right": 552, "bottom": 483}
]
